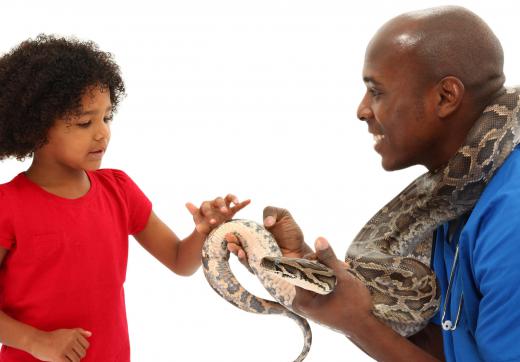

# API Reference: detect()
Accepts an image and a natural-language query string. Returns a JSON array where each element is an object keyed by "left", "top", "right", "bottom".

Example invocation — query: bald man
[{"left": 228, "top": 6, "right": 519, "bottom": 361}]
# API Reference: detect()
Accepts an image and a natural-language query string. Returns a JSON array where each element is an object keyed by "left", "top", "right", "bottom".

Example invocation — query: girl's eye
[
  {"left": 77, "top": 121, "right": 91, "bottom": 128},
  {"left": 103, "top": 116, "right": 113, "bottom": 123}
]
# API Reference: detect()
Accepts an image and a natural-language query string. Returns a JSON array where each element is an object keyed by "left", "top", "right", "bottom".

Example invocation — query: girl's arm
[
  {"left": 0, "top": 248, "right": 91, "bottom": 361},
  {"left": 134, "top": 195, "right": 249, "bottom": 276}
]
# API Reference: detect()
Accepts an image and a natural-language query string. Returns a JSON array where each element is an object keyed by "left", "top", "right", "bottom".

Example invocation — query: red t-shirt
[{"left": 0, "top": 169, "right": 152, "bottom": 361}]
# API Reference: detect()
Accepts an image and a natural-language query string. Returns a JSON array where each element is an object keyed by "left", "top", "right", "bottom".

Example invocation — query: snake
[{"left": 202, "top": 87, "right": 520, "bottom": 361}]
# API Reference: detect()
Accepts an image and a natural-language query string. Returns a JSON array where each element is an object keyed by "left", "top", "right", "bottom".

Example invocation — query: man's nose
[{"left": 357, "top": 93, "right": 373, "bottom": 122}]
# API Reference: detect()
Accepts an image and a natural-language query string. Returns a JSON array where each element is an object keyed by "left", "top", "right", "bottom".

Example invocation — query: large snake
[{"left": 202, "top": 87, "right": 520, "bottom": 361}]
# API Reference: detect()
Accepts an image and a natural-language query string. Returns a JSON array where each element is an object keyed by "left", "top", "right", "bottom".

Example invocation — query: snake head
[{"left": 260, "top": 256, "right": 336, "bottom": 295}]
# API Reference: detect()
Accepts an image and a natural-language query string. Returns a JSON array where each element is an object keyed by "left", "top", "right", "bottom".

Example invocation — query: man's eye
[
  {"left": 77, "top": 121, "right": 91, "bottom": 128},
  {"left": 369, "top": 88, "right": 382, "bottom": 97},
  {"left": 103, "top": 116, "right": 113, "bottom": 123}
]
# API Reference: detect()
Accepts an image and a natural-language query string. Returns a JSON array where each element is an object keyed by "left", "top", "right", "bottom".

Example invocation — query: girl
[{"left": 0, "top": 35, "right": 249, "bottom": 362}]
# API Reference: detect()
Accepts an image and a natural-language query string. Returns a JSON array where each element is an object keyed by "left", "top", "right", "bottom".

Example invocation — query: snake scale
[{"left": 202, "top": 87, "right": 520, "bottom": 361}]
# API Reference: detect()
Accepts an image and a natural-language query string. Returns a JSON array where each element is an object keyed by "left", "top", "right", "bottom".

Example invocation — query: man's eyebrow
[
  {"left": 79, "top": 105, "right": 113, "bottom": 116},
  {"left": 362, "top": 76, "right": 382, "bottom": 87}
]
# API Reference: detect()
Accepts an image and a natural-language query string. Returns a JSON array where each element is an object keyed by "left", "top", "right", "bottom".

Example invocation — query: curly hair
[{"left": 0, "top": 34, "right": 125, "bottom": 160}]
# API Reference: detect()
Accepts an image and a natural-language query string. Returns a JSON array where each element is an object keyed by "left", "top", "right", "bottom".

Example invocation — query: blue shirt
[{"left": 432, "top": 147, "right": 520, "bottom": 362}]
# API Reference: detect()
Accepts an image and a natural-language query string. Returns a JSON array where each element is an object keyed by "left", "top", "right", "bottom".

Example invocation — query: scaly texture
[{"left": 202, "top": 219, "right": 311, "bottom": 362}]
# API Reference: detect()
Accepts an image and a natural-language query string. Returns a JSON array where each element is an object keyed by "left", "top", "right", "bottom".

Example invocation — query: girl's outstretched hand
[{"left": 185, "top": 194, "right": 250, "bottom": 235}]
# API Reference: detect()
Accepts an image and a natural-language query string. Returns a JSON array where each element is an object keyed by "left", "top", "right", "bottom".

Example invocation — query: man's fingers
[
  {"left": 314, "top": 237, "right": 341, "bottom": 269},
  {"left": 225, "top": 233, "right": 238, "bottom": 243},
  {"left": 292, "top": 286, "right": 316, "bottom": 314},
  {"left": 303, "top": 252, "right": 318, "bottom": 261},
  {"left": 227, "top": 242, "right": 242, "bottom": 254},
  {"left": 263, "top": 206, "right": 289, "bottom": 227}
]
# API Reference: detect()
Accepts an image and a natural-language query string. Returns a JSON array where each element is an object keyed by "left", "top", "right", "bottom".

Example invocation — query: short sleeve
[
  {"left": 0, "top": 188, "right": 15, "bottom": 249},
  {"left": 111, "top": 170, "right": 152, "bottom": 235},
  {"left": 472, "top": 193, "right": 520, "bottom": 361}
]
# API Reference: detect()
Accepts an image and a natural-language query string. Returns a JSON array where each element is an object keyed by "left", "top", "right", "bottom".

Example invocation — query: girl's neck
[{"left": 25, "top": 158, "right": 92, "bottom": 199}]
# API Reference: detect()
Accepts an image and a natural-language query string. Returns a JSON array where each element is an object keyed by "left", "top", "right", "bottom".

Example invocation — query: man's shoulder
[{"left": 480, "top": 146, "right": 520, "bottom": 200}]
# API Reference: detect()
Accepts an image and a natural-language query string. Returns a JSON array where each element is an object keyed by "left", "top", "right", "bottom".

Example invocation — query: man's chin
[{"left": 381, "top": 157, "right": 413, "bottom": 172}]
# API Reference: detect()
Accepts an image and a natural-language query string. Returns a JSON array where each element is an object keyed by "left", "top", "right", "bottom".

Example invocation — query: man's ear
[{"left": 435, "top": 76, "right": 465, "bottom": 118}]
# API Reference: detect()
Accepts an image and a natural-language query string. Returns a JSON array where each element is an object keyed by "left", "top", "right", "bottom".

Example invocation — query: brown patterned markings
[
  {"left": 476, "top": 139, "right": 498, "bottom": 165},
  {"left": 390, "top": 288, "right": 418, "bottom": 298},
  {"left": 395, "top": 213, "right": 416, "bottom": 231},
  {"left": 371, "top": 290, "right": 398, "bottom": 306},
  {"left": 457, "top": 180, "right": 485, "bottom": 202},
  {"left": 387, "top": 272, "right": 413, "bottom": 288},
  {"left": 436, "top": 184, "right": 456, "bottom": 198},
  {"left": 404, "top": 299, "right": 424, "bottom": 311},
  {"left": 354, "top": 265, "right": 386, "bottom": 281},
  {"left": 447, "top": 152, "right": 472, "bottom": 178},
  {"left": 417, "top": 282, "right": 433, "bottom": 295},
  {"left": 249, "top": 296, "right": 266, "bottom": 313}
]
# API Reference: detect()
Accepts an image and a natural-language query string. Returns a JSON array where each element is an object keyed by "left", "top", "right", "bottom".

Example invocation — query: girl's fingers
[
  {"left": 200, "top": 201, "right": 213, "bottom": 216},
  {"left": 73, "top": 341, "right": 86, "bottom": 358},
  {"left": 225, "top": 194, "right": 239, "bottom": 207},
  {"left": 66, "top": 351, "right": 80, "bottom": 362},
  {"left": 78, "top": 334, "right": 90, "bottom": 350},
  {"left": 213, "top": 197, "right": 228, "bottom": 213},
  {"left": 230, "top": 199, "right": 251, "bottom": 213},
  {"left": 185, "top": 202, "right": 198, "bottom": 216}
]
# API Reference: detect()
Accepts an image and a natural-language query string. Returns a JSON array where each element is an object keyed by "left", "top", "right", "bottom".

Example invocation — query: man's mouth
[{"left": 373, "top": 134, "right": 385, "bottom": 146}]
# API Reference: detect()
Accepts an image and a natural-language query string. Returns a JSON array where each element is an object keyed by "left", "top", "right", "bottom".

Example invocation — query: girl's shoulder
[
  {"left": 92, "top": 168, "right": 132, "bottom": 183},
  {"left": 90, "top": 168, "right": 142, "bottom": 193},
  {"left": 0, "top": 173, "right": 27, "bottom": 199}
]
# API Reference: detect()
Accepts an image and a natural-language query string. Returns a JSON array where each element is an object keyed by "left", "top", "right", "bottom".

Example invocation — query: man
[{"left": 228, "top": 6, "right": 520, "bottom": 362}]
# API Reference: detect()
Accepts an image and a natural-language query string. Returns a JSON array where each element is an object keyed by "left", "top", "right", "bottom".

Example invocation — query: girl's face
[{"left": 37, "top": 86, "right": 113, "bottom": 172}]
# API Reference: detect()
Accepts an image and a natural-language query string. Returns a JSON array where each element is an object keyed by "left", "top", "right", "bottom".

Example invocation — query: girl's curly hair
[{"left": 0, "top": 34, "right": 125, "bottom": 160}]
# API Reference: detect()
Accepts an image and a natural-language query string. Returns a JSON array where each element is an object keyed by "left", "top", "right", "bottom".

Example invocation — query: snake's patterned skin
[
  {"left": 203, "top": 88, "right": 520, "bottom": 358},
  {"left": 202, "top": 220, "right": 311, "bottom": 362},
  {"left": 346, "top": 87, "right": 520, "bottom": 336}
]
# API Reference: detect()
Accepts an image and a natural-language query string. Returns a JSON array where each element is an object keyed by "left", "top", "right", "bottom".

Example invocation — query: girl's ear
[{"left": 435, "top": 76, "right": 465, "bottom": 118}]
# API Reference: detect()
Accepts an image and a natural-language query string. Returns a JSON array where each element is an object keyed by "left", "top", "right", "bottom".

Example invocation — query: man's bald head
[{"left": 366, "top": 6, "right": 504, "bottom": 99}]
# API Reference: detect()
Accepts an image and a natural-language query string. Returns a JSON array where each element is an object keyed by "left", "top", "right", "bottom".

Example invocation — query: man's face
[{"left": 357, "top": 47, "right": 444, "bottom": 171}]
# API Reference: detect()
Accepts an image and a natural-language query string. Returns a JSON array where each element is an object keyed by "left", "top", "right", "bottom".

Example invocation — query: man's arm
[
  {"left": 227, "top": 206, "right": 445, "bottom": 360},
  {"left": 408, "top": 323, "right": 445, "bottom": 361},
  {"left": 292, "top": 237, "right": 442, "bottom": 362}
]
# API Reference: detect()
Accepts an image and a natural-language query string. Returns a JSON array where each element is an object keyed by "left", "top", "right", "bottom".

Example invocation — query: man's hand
[
  {"left": 292, "top": 237, "right": 373, "bottom": 335},
  {"left": 226, "top": 206, "right": 312, "bottom": 266},
  {"left": 186, "top": 194, "right": 250, "bottom": 236},
  {"left": 29, "top": 328, "right": 91, "bottom": 362}
]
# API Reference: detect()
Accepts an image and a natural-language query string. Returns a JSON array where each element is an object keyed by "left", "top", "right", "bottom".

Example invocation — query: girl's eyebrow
[{"left": 79, "top": 105, "right": 113, "bottom": 116}]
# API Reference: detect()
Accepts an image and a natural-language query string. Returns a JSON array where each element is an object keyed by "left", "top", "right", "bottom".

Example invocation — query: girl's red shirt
[{"left": 0, "top": 169, "right": 152, "bottom": 361}]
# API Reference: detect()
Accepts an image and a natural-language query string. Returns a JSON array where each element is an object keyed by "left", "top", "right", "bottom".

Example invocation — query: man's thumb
[{"left": 314, "top": 237, "right": 339, "bottom": 268}]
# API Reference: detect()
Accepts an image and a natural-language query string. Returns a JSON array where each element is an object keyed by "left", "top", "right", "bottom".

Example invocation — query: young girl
[{"left": 0, "top": 35, "right": 249, "bottom": 362}]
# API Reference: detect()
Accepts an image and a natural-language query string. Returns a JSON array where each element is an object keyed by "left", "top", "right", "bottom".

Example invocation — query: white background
[{"left": 1, "top": 1, "right": 519, "bottom": 361}]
